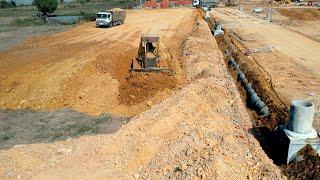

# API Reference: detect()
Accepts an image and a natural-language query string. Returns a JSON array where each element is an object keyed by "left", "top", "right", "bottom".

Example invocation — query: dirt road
[
  {"left": 0, "top": 8, "right": 195, "bottom": 116},
  {"left": 0, "top": 14, "right": 283, "bottom": 179},
  {"left": 212, "top": 8, "right": 320, "bottom": 131}
]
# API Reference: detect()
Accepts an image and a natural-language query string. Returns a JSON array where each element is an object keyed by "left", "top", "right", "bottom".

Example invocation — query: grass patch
[
  {"left": 32, "top": 116, "right": 114, "bottom": 141},
  {"left": 0, "top": 132, "right": 13, "bottom": 142},
  {"left": 10, "top": 18, "right": 45, "bottom": 26},
  {"left": 0, "top": 109, "right": 129, "bottom": 149}
]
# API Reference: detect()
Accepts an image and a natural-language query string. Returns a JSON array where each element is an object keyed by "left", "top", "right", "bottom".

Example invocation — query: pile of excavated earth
[{"left": 1, "top": 7, "right": 317, "bottom": 179}]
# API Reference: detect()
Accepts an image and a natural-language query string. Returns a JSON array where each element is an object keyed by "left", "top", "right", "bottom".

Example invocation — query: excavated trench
[{"left": 210, "top": 19, "right": 320, "bottom": 178}]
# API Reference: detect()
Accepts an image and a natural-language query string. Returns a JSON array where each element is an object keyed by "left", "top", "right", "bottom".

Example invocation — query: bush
[
  {"left": 10, "top": 0, "right": 16, "bottom": 7},
  {"left": 0, "top": 0, "right": 11, "bottom": 8},
  {"left": 34, "top": 0, "right": 58, "bottom": 15}
]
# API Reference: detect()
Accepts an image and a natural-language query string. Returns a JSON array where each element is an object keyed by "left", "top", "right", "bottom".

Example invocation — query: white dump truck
[
  {"left": 96, "top": 8, "right": 126, "bottom": 28},
  {"left": 193, "top": 0, "right": 219, "bottom": 9}
]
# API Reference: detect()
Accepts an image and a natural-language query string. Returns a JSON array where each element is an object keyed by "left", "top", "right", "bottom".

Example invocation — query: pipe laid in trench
[
  {"left": 227, "top": 57, "right": 270, "bottom": 117},
  {"left": 207, "top": 17, "right": 269, "bottom": 117}
]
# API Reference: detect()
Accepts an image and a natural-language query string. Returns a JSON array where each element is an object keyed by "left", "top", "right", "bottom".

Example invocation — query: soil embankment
[{"left": 0, "top": 13, "right": 283, "bottom": 179}]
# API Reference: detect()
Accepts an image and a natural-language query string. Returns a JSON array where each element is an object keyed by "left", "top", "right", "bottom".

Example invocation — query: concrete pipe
[
  {"left": 245, "top": 84, "right": 255, "bottom": 96},
  {"left": 234, "top": 65, "right": 240, "bottom": 71},
  {"left": 250, "top": 93, "right": 260, "bottom": 105},
  {"left": 228, "top": 58, "right": 236, "bottom": 66},
  {"left": 213, "top": 21, "right": 224, "bottom": 36},
  {"left": 256, "top": 100, "right": 266, "bottom": 109},
  {"left": 238, "top": 72, "right": 246, "bottom": 82},
  {"left": 215, "top": 21, "right": 221, "bottom": 30},
  {"left": 260, "top": 106, "right": 270, "bottom": 116},
  {"left": 244, "top": 83, "right": 252, "bottom": 91},
  {"left": 241, "top": 78, "right": 248, "bottom": 86},
  {"left": 247, "top": 88, "right": 255, "bottom": 97},
  {"left": 236, "top": 67, "right": 242, "bottom": 73},
  {"left": 287, "top": 100, "right": 315, "bottom": 134}
]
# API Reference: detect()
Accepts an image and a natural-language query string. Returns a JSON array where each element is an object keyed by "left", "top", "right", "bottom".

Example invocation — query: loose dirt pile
[
  {"left": 282, "top": 145, "right": 320, "bottom": 179},
  {"left": 278, "top": 8, "right": 320, "bottom": 21},
  {"left": 0, "top": 15, "right": 283, "bottom": 179},
  {"left": 119, "top": 72, "right": 176, "bottom": 105},
  {"left": 0, "top": 9, "right": 195, "bottom": 116}
]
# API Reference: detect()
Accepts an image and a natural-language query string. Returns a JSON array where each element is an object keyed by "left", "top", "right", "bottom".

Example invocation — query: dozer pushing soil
[{"left": 130, "top": 35, "right": 172, "bottom": 73}]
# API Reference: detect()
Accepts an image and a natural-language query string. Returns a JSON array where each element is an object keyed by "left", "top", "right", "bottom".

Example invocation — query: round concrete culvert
[
  {"left": 234, "top": 65, "right": 240, "bottom": 71},
  {"left": 287, "top": 100, "right": 315, "bottom": 134},
  {"left": 215, "top": 21, "right": 221, "bottom": 30},
  {"left": 237, "top": 72, "right": 246, "bottom": 82},
  {"left": 245, "top": 84, "right": 256, "bottom": 97},
  {"left": 247, "top": 88, "right": 255, "bottom": 97},
  {"left": 228, "top": 60, "right": 236, "bottom": 67},
  {"left": 241, "top": 78, "right": 248, "bottom": 86},
  {"left": 250, "top": 93, "right": 261, "bottom": 105},
  {"left": 228, "top": 58, "right": 236, "bottom": 66},
  {"left": 245, "top": 83, "right": 252, "bottom": 91},
  {"left": 256, "top": 100, "right": 266, "bottom": 109},
  {"left": 236, "top": 67, "right": 242, "bottom": 74},
  {"left": 260, "top": 106, "right": 270, "bottom": 116}
]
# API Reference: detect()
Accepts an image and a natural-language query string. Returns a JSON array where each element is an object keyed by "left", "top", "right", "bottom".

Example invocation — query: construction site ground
[
  {"left": 0, "top": 9, "right": 194, "bottom": 116},
  {"left": 212, "top": 7, "right": 320, "bottom": 132},
  {"left": 249, "top": 7, "right": 320, "bottom": 42},
  {"left": 0, "top": 8, "right": 285, "bottom": 179}
]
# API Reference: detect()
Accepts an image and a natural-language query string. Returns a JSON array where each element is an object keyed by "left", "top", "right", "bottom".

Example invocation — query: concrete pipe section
[
  {"left": 227, "top": 57, "right": 269, "bottom": 117},
  {"left": 282, "top": 100, "right": 320, "bottom": 164},
  {"left": 213, "top": 21, "right": 224, "bottom": 36},
  {"left": 287, "top": 100, "right": 316, "bottom": 134}
]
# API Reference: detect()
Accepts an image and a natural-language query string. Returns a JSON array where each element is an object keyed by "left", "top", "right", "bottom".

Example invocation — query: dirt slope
[
  {"left": 0, "top": 15, "right": 283, "bottom": 179},
  {"left": 0, "top": 9, "right": 195, "bottom": 116}
]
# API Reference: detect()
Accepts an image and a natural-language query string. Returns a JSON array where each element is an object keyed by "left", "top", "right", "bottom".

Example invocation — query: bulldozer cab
[
  {"left": 139, "top": 36, "right": 159, "bottom": 69},
  {"left": 131, "top": 35, "right": 171, "bottom": 73}
]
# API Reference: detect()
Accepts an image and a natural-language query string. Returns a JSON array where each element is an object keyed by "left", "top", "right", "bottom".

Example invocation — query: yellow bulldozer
[{"left": 130, "top": 35, "right": 172, "bottom": 72}]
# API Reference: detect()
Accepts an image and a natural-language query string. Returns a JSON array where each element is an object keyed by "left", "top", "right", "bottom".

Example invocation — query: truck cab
[
  {"left": 96, "top": 12, "right": 112, "bottom": 27},
  {"left": 193, "top": 0, "right": 200, "bottom": 7}
]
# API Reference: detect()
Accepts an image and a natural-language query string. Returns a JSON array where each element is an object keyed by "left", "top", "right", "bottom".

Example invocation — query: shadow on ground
[{"left": 0, "top": 108, "right": 130, "bottom": 150}]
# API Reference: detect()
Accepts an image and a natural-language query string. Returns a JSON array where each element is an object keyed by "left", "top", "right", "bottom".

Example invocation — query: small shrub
[
  {"left": 10, "top": 0, "right": 16, "bottom": 7},
  {"left": 0, "top": 0, "right": 11, "bottom": 8},
  {"left": 10, "top": 18, "right": 44, "bottom": 26}
]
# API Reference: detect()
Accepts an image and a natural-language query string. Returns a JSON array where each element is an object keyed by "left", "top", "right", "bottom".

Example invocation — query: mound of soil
[
  {"left": 282, "top": 145, "right": 320, "bottom": 179},
  {"left": 278, "top": 8, "right": 320, "bottom": 21},
  {"left": 119, "top": 72, "right": 176, "bottom": 105}
]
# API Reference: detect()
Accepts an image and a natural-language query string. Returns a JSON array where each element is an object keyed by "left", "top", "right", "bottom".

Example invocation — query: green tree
[
  {"left": 34, "top": 0, "right": 58, "bottom": 15},
  {"left": 0, "top": 0, "right": 11, "bottom": 8},
  {"left": 10, "top": 0, "right": 16, "bottom": 7}
]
